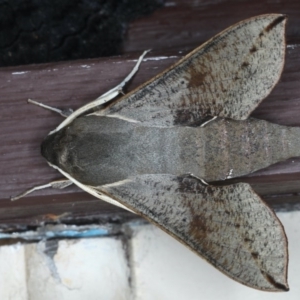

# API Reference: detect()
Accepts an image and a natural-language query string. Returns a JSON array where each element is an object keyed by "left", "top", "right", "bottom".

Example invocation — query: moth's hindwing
[
  {"left": 98, "top": 174, "right": 288, "bottom": 291},
  {"left": 96, "top": 14, "right": 286, "bottom": 126}
]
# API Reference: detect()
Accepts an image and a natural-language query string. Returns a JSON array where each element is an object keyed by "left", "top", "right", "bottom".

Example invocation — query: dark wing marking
[
  {"left": 97, "top": 14, "right": 286, "bottom": 126},
  {"left": 98, "top": 174, "right": 288, "bottom": 291}
]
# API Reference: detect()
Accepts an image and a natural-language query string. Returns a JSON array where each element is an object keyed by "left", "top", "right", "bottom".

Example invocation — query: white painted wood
[
  {"left": 0, "top": 244, "right": 27, "bottom": 300},
  {"left": 26, "top": 238, "right": 131, "bottom": 300},
  {"left": 0, "top": 210, "right": 298, "bottom": 299}
]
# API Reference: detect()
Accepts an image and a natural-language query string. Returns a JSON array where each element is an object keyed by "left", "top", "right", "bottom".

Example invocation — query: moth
[{"left": 13, "top": 14, "right": 295, "bottom": 291}]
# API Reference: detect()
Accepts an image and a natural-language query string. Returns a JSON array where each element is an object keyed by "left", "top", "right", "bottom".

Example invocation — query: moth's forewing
[
  {"left": 95, "top": 14, "right": 286, "bottom": 127},
  {"left": 99, "top": 175, "right": 288, "bottom": 292}
]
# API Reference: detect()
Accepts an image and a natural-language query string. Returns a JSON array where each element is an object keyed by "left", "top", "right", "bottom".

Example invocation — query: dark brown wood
[
  {"left": 124, "top": 0, "right": 300, "bottom": 52},
  {"left": 1, "top": 0, "right": 300, "bottom": 229}
]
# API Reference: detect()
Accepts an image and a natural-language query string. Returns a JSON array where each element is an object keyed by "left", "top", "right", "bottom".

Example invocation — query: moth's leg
[
  {"left": 189, "top": 174, "right": 209, "bottom": 186},
  {"left": 28, "top": 99, "right": 74, "bottom": 118},
  {"left": 11, "top": 179, "right": 73, "bottom": 201},
  {"left": 52, "top": 50, "right": 150, "bottom": 133},
  {"left": 201, "top": 116, "right": 218, "bottom": 127},
  {"left": 94, "top": 49, "right": 151, "bottom": 103}
]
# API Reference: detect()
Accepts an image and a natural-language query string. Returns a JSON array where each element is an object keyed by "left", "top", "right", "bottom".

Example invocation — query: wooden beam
[{"left": 1, "top": 0, "right": 300, "bottom": 228}]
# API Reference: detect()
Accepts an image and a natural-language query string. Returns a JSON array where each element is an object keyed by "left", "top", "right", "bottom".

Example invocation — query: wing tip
[
  {"left": 265, "top": 14, "right": 287, "bottom": 32},
  {"left": 266, "top": 276, "right": 289, "bottom": 292}
]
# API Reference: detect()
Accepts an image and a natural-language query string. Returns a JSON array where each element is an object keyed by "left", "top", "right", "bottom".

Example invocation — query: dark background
[{"left": 0, "top": 0, "right": 164, "bottom": 66}]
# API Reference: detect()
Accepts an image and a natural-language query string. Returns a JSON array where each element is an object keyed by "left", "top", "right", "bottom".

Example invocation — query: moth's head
[{"left": 41, "top": 129, "right": 68, "bottom": 168}]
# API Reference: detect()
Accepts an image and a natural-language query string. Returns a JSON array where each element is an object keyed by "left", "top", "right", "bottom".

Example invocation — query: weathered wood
[
  {"left": 1, "top": 0, "right": 300, "bottom": 228},
  {"left": 124, "top": 0, "right": 300, "bottom": 52}
]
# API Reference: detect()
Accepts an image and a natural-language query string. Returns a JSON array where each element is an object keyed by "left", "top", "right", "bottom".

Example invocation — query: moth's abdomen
[{"left": 201, "top": 118, "right": 300, "bottom": 181}]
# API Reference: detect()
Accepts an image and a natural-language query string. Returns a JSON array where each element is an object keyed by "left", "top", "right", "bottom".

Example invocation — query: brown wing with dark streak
[
  {"left": 98, "top": 174, "right": 288, "bottom": 291},
  {"left": 97, "top": 14, "right": 286, "bottom": 126}
]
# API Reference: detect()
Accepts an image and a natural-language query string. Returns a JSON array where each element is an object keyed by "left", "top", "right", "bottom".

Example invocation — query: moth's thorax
[{"left": 41, "top": 116, "right": 196, "bottom": 185}]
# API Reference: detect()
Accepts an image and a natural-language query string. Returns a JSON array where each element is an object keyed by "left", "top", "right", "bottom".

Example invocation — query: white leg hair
[
  {"left": 200, "top": 116, "right": 218, "bottom": 127},
  {"left": 28, "top": 99, "right": 74, "bottom": 117},
  {"left": 11, "top": 179, "right": 73, "bottom": 201}
]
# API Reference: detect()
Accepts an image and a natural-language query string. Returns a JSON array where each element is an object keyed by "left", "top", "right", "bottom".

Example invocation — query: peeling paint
[
  {"left": 131, "top": 55, "right": 179, "bottom": 63},
  {"left": 80, "top": 64, "right": 91, "bottom": 68},
  {"left": 287, "top": 44, "right": 300, "bottom": 49},
  {"left": 37, "top": 240, "right": 61, "bottom": 283},
  {"left": 0, "top": 224, "right": 112, "bottom": 242},
  {"left": 11, "top": 71, "right": 29, "bottom": 75}
]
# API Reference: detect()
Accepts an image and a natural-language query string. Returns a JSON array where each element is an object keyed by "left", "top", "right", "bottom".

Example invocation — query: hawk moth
[{"left": 13, "top": 14, "right": 296, "bottom": 291}]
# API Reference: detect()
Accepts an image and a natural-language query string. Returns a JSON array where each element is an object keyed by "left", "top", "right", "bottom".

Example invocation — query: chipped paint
[
  {"left": 11, "top": 71, "right": 29, "bottom": 75},
  {"left": 0, "top": 225, "right": 111, "bottom": 241},
  {"left": 131, "top": 55, "right": 179, "bottom": 62}
]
